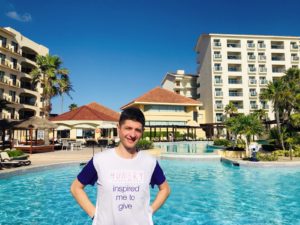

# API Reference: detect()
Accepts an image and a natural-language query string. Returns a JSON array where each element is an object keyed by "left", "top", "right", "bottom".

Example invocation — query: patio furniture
[
  {"left": 0, "top": 152, "right": 31, "bottom": 166},
  {"left": 72, "top": 141, "right": 83, "bottom": 150},
  {"left": 61, "top": 140, "right": 70, "bottom": 150}
]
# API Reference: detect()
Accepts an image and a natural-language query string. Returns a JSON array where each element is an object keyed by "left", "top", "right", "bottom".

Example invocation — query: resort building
[
  {"left": 195, "top": 33, "right": 300, "bottom": 123},
  {"left": 120, "top": 87, "right": 206, "bottom": 139},
  {"left": 50, "top": 102, "right": 120, "bottom": 142},
  {"left": 161, "top": 70, "right": 199, "bottom": 100},
  {"left": 0, "top": 27, "right": 48, "bottom": 120}
]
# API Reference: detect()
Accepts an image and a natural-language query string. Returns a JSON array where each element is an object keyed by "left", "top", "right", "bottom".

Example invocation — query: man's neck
[{"left": 116, "top": 145, "right": 137, "bottom": 159}]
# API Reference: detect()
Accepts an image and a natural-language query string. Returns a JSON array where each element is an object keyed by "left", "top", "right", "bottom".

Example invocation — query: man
[{"left": 71, "top": 107, "right": 170, "bottom": 225}]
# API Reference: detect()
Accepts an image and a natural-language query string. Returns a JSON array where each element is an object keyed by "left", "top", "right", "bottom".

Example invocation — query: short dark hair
[{"left": 119, "top": 107, "right": 145, "bottom": 127}]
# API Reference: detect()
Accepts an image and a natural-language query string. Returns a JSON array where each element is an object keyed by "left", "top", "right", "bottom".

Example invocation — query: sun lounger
[
  {"left": 0, "top": 161, "right": 22, "bottom": 168},
  {"left": 0, "top": 152, "right": 31, "bottom": 166}
]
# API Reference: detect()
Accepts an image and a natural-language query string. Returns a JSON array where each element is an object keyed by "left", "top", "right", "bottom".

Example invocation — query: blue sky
[{"left": 1, "top": 0, "right": 300, "bottom": 114}]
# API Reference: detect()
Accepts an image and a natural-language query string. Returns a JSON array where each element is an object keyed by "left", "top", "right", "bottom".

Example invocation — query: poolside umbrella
[{"left": 14, "top": 117, "right": 58, "bottom": 154}]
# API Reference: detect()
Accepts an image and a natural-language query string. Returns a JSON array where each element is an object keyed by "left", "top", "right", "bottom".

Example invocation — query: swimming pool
[
  {"left": 154, "top": 141, "right": 216, "bottom": 155},
  {"left": 1, "top": 160, "right": 300, "bottom": 225}
]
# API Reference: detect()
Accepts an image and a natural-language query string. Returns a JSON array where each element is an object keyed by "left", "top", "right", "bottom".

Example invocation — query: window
[
  {"left": 11, "top": 41, "right": 18, "bottom": 53},
  {"left": 10, "top": 74, "right": 17, "bottom": 86},
  {"left": 0, "top": 35, "right": 7, "bottom": 47},
  {"left": 76, "top": 129, "right": 95, "bottom": 139},
  {"left": 144, "top": 105, "right": 185, "bottom": 112},
  {"left": 0, "top": 71, "right": 4, "bottom": 82},
  {"left": 216, "top": 113, "right": 223, "bottom": 122},
  {"left": 9, "top": 90, "right": 16, "bottom": 102}
]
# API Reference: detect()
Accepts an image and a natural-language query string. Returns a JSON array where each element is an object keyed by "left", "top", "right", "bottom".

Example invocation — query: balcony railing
[
  {"left": 214, "top": 54, "right": 222, "bottom": 59},
  {"left": 213, "top": 42, "right": 222, "bottom": 47},
  {"left": 249, "top": 79, "right": 257, "bottom": 85},
  {"left": 228, "top": 80, "right": 242, "bottom": 84},
  {"left": 248, "top": 67, "right": 257, "bottom": 72},
  {"left": 291, "top": 44, "right": 299, "bottom": 50},
  {"left": 214, "top": 66, "right": 222, "bottom": 72},
  {"left": 261, "top": 104, "right": 269, "bottom": 110},
  {"left": 228, "top": 67, "right": 241, "bottom": 72},
  {"left": 258, "top": 43, "right": 266, "bottom": 49},
  {"left": 272, "top": 68, "right": 285, "bottom": 73},
  {"left": 227, "top": 43, "right": 241, "bottom": 48},
  {"left": 272, "top": 56, "right": 285, "bottom": 61},
  {"left": 214, "top": 79, "right": 223, "bottom": 85},
  {"left": 215, "top": 91, "right": 223, "bottom": 97},
  {"left": 229, "top": 92, "right": 243, "bottom": 97},
  {"left": 292, "top": 56, "right": 299, "bottom": 62},
  {"left": 271, "top": 44, "right": 284, "bottom": 49},
  {"left": 249, "top": 92, "right": 257, "bottom": 97},
  {"left": 250, "top": 105, "right": 258, "bottom": 109},
  {"left": 215, "top": 104, "right": 224, "bottom": 110},
  {"left": 247, "top": 43, "right": 255, "bottom": 48},
  {"left": 248, "top": 55, "right": 256, "bottom": 60},
  {"left": 259, "top": 79, "right": 268, "bottom": 85},
  {"left": 228, "top": 55, "right": 241, "bottom": 60},
  {"left": 259, "top": 67, "right": 267, "bottom": 73},
  {"left": 258, "top": 55, "right": 266, "bottom": 61}
]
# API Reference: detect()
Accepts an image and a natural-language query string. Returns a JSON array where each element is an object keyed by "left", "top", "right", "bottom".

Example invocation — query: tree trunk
[
  {"left": 289, "top": 144, "right": 293, "bottom": 160},
  {"left": 275, "top": 108, "right": 285, "bottom": 150}
]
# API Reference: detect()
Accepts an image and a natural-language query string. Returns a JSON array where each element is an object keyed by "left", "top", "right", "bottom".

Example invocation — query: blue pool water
[
  {"left": 1, "top": 160, "right": 300, "bottom": 225},
  {"left": 154, "top": 141, "right": 215, "bottom": 155}
]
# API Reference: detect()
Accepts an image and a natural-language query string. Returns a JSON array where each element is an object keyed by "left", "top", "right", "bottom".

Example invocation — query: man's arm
[
  {"left": 70, "top": 178, "right": 96, "bottom": 218},
  {"left": 151, "top": 180, "right": 170, "bottom": 213}
]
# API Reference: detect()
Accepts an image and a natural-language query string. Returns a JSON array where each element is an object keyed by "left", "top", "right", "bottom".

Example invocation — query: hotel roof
[
  {"left": 121, "top": 86, "right": 201, "bottom": 109},
  {"left": 50, "top": 102, "right": 119, "bottom": 122}
]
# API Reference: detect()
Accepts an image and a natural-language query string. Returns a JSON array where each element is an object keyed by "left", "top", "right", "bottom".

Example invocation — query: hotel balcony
[
  {"left": 249, "top": 79, "right": 257, "bottom": 85},
  {"left": 228, "top": 91, "right": 243, "bottom": 97},
  {"left": 250, "top": 104, "right": 259, "bottom": 110},
  {"left": 227, "top": 53, "right": 241, "bottom": 60},
  {"left": 271, "top": 41, "right": 284, "bottom": 49},
  {"left": 259, "top": 79, "right": 268, "bottom": 86},
  {"left": 259, "top": 67, "right": 267, "bottom": 73},
  {"left": 261, "top": 104, "right": 269, "bottom": 110},
  {"left": 215, "top": 91, "right": 223, "bottom": 97},
  {"left": 248, "top": 55, "right": 256, "bottom": 61},
  {"left": 214, "top": 79, "right": 223, "bottom": 85},
  {"left": 258, "top": 43, "right": 266, "bottom": 49},
  {"left": 214, "top": 66, "right": 222, "bottom": 72},
  {"left": 227, "top": 41, "right": 241, "bottom": 48},
  {"left": 272, "top": 66, "right": 285, "bottom": 74},
  {"left": 228, "top": 78, "right": 242, "bottom": 85},
  {"left": 247, "top": 43, "right": 255, "bottom": 49},
  {"left": 249, "top": 91, "right": 258, "bottom": 98},
  {"left": 213, "top": 54, "right": 222, "bottom": 60},
  {"left": 290, "top": 43, "right": 299, "bottom": 51},
  {"left": 213, "top": 42, "right": 222, "bottom": 48},
  {"left": 291, "top": 56, "right": 299, "bottom": 62},
  {"left": 214, "top": 104, "right": 224, "bottom": 110},
  {"left": 258, "top": 55, "right": 266, "bottom": 62},
  {"left": 228, "top": 65, "right": 242, "bottom": 72},
  {"left": 248, "top": 67, "right": 257, "bottom": 73}
]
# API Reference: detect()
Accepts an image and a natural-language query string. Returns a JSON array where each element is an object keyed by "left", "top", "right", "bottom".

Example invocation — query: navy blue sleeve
[
  {"left": 150, "top": 161, "right": 166, "bottom": 188},
  {"left": 77, "top": 158, "right": 98, "bottom": 186}
]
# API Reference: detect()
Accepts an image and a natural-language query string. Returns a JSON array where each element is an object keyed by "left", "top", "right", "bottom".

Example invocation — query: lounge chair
[
  {"left": 0, "top": 152, "right": 31, "bottom": 166},
  {"left": 0, "top": 160, "right": 22, "bottom": 168}
]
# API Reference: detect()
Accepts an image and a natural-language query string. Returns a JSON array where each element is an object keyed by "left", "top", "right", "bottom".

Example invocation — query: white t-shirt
[{"left": 77, "top": 148, "right": 166, "bottom": 225}]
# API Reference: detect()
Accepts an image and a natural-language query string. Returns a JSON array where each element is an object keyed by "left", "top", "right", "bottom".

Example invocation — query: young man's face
[{"left": 118, "top": 119, "right": 143, "bottom": 150}]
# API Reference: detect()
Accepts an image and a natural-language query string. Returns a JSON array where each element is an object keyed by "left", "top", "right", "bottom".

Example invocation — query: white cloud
[{"left": 6, "top": 11, "right": 32, "bottom": 22}]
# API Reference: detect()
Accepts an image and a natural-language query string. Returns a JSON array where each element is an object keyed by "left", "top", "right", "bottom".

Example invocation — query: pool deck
[
  {"left": 1, "top": 147, "right": 300, "bottom": 176},
  {"left": 221, "top": 157, "right": 300, "bottom": 167}
]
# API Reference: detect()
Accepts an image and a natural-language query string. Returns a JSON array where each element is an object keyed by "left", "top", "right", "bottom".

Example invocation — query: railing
[
  {"left": 227, "top": 43, "right": 241, "bottom": 48},
  {"left": 214, "top": 66, "right": 222, "bottom": 71},
  {"left": 292, "top": 56, "right": 299, "bottom": 61},
  {"left": 248, "top": 55, "right": 256, "bottom": 60},
  {"left": 272, "top": 57, "right": 285, "bottom": 61},
  {"left": 272, "top": 68, "right": 285, "bottom": 73},
  {"left": 259, "top": 67, "right": 267, "bottom": 73},
  {"left": 271, "top": 44, "right": 284, "bottom": 49},
  {"left": 215, "top": 104, "right": 223, "bottom": 110},
  {"left": 228, "top": 67, "right": 241, "bottom": 72},
  {"left": 248, "top": 67, "right": 257, "bottom": 72},
  {"left": 259, "top": 79, "right": 268, "bottom": 85},
  {"left": 228, "top": 56, "right": 241, "bottom": 60},
  {"left": 213, "top": 42, "right": 221, "bottom": 47},
  {"left": 250, "top": 105, "right": 258, "bottom": 109},
  {"left": 258, "top": 43, "right": 266, "bottom": 49},
  {"left": 228, "top": 80, "right": 242, "bottom": 84},
  {"left": 229, "top": 92, "right": 243, "bottom": 97},
  {"left": 214, "top": 79, "right": 223, "bottom": 84},
  {"left": 214, "top": 54, "right": 222, "bottom": 59},
  {"left": 249, "top": 80, "right": 257, "bottom": 85},
  {"left": 249, "top": 92, "right": 257, "bottom": 97},
  {"left": 291, "top": 44, "right": 299, "bottom": 50},
  {"left": 247, "top": 43, "right": 255, "bottom": 48},
  {"left": 258, "top": 55, "right": 266, "bottom": 61},
  {"left": 215, "top": 91, "right": 223, "bottom": 97}
]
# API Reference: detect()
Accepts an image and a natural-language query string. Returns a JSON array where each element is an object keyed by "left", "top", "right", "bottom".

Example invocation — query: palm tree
[
  {"left": 224, "top": 102, "right": 238, "bottom": 118},
  {"left": 226, "top": 114, "right": 264, "bottom": 157},
  {"left": 57, "top": 75, "right": 73, "bottom": 113},
  {"left": 224, "top": 102, "right": 238, "bottom": 139},
  {"left": 260, "top": 80, "right": 286, "bottom": 150},
  {"left": 69, "top": 103, "right": 78, "bottom": 111},
  {"left": 30, "top": 54, "right": 69, "bottom": 118}
]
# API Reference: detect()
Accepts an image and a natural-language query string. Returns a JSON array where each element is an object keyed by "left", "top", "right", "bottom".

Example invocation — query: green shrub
[
  {"left": 136, "top": 139, "right": 153, "bottom": 150},
  {"left": 236, "top": 138, "right": 246, "bottom": 149},
  {"left": 7, "top": 149, "right": 25, "bottom": 157},
  {"left": 256, "top": 152, "right": 278, "bottom": 161},
  {"left": 213, "top": 139, "right": 230, "bottom": 147}
]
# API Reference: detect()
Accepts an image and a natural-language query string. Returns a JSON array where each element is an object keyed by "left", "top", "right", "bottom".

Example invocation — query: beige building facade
[
  {"left": 195, "top": 33, "right": 300, "bottom": 123},
  {"left": 161, "top": 70, "right": 199, "bottom": 100},
  {"left": 0, "top": 27, "right": 48, "bottom": 120}
]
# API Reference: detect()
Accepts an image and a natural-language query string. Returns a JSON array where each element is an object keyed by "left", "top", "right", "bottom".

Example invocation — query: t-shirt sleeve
[
  {"left": 77, "top": 158, "right": 98, "bottom": 186},
  {"left": 150, "top": 161, "right": 166, "bottom": 188}
]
